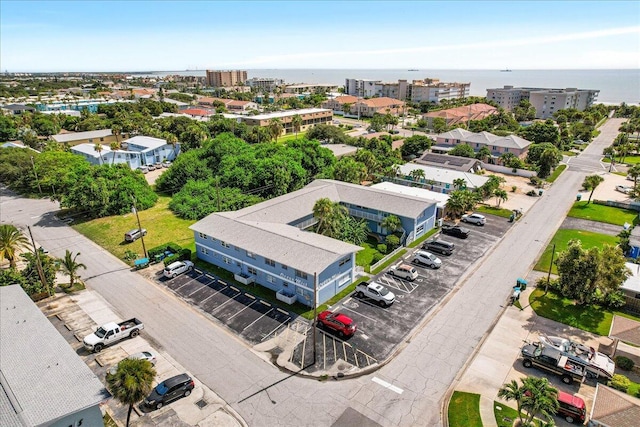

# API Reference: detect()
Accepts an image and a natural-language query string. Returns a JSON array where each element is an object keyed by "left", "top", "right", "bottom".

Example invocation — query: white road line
[
  {"left": 188, "top": 285, "right": 205, "bottom": 297},
  {"left": 242, "top": 308, "right": 273, "bottom": 331},
  {"left": 227, "top": 300, "right": 258, "bottom": 320},
  {"left": 209, "top": 290, "right": 241, "bottom": 313},
  {"left": 340, "top": 306, "right": 378, "bottom": 322},
  {"left": 372, "top": 377, "right": 404, "bottom": 394},
  {"left": 260, "top": 318, "right": 291, "bottom": 341}
]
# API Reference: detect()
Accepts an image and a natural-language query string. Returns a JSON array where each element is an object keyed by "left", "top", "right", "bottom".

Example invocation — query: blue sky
[{"left": 1, "top": 1, "right": 639, "bottom": 72}]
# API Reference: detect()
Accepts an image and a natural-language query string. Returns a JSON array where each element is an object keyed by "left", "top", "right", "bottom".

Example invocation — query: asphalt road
[{"left": 0, "top": 119, "right": 623, "bottom": 427}]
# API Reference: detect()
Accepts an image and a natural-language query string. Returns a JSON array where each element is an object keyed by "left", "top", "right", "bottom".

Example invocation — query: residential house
[
  {"left": 423, "top": 103, "right": 498, "bottom": 127},
  {"left": 162, "top": 97, "right": 191, "bottom": 110},
  {"left": 415, "top": 152, "right": 483, "bottom": 173},
  {"left": 393, "top": 162, "right": 490, "bottom": 193},
  {"left": 70, "top": 135, "right": 180, "bottom": 168},
  {"left": 226, "top": 100, "right": 258, "bottom": 112},
  {"left": 239, "top": 108, "right": 333, "bottom": 135},
  {"left": 588, "top": 383, "right": 640, "bottom": 427},
  {"left": 621, "top": 262, "right": 640, "bottom": 313},
  {"left": 180, "top": 108, "right": 216, "bottom": 119},
  {"left": 190, "top": 179, "right": 437, "bottom": 306},
  {"left": 321, "top": 95, "right": 359, "bottom": 115},
  {"left": 50, "top": 129, "right": 122, "bottom": 147},
  {"left": 486, "top": 86, "right": 600, "bottom": 119},
  {"left": 434, "top": 128, "right": 533, "bottom": 159},
  {"left": 371, "top": 181, "right": 449, "bottom": 219},
  {"left": 0, "top": 285, "right": 107, "bottom": 427},
  {"left": 1, "top": 103, "right": 36, "bottom": 115}
]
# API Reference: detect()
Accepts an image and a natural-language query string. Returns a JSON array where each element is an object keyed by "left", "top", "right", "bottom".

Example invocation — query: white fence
[
  {"left": 370, "top": 245, "right": 406, "bottom": 273},
  {"left": 482, "top": 162, "right": 537, "bottom": 178}
]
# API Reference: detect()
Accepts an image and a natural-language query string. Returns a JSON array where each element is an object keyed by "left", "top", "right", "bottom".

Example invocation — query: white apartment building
[
  {"left": 246, "top": 77, "right": 284, "bottom": 91},
  {"left": 486, "top": 86, "right": 600, "bottom": 119},
  {"left": 345, "top": 78, "right": 469, "bottom": 103}
]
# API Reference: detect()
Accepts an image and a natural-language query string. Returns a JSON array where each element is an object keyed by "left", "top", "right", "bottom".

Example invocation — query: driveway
[{"left": 560, "top": 217, "right": 626, "bottom": 236}]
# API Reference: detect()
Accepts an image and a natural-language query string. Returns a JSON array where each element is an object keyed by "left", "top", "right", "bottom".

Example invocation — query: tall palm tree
[
  {"left": 94, "top": 143, "right": 104, "bottom": 165},
  {"left": 628, "top": 163, "right": 640, "bottom": 187},
  {"left": 291, "top": 114, "right": 302, "bottom": 140},
  {"left": 312, "top": 198, "right": 346, "bottom": 237},
  {"left": 520, "top": 376, "right": 559, "bottom": 425},
  {"left": 342, "top": 103, "right": 353, "bottom": 117},
  {"left": 453, "top": 178, "right": 467, "bottom": 190},
  {"left": 0, "top": 224, "right": 30, "bottom": 268},
  {"left": 268, "top": 118, "right": 283, "bottom": 143},
  {"left": 409, "top": 168, "right": 425, "bottom": 182},
  {"left": 107, "top": 358, "right": 156, "bottom": 427},
  {"left": 381, "top": 215, "right": 402, "bottom": 234},
  {"left": 57, "top": 250, "right": 86, "bottom": 289},
  {"left": 498, "top": 379, "right": 526, "bottom": 425},
  {"left": 109, "top": 142, "right": 120, "bottom": 165},
  {"left": 582, "top": 174, "right": 604, "bottom": 204}
]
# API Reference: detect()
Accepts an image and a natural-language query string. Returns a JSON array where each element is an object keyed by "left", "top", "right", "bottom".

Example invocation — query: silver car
[
  {"left": 163, "top": 260, "right": 194, "bottom": 278},
  {"left": 108, "top": 351, "right": 157, "bottom": 376},
  {"left": 412, "top": 250, "right": 442, "bottom": 269}
]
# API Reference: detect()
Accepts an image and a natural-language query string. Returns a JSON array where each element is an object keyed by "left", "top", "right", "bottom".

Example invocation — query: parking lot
[
  {"left": 160, "top": 269, "right": 297, "bottom": 345},
  {"left": 290, "top": 214, "right": 514, "bottom": 373}
]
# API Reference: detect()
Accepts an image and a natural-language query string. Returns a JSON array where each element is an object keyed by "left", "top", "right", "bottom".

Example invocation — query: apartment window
[
  {"left": 282, "top": 264, "right": 288, "bottom": 270},
  {"left": 265, "top": 258, "right": 275, "bottom": 267},
  {"left": 223, "top": 257, "right": 231, "bottom": 264},
  {"left": 234, "top": 246, "right": 240, "bottom": 251},
  {"left": 247, "top": 251, "right": 255, "bottom": 259},
  {"left": 267, "top": 275, "right": 276, "bottom": 284},
  {"left": 198, "top": 232, "right": 208, "bottom": 239},
  {"left": 493, "top": 146, "right": 497, "bottom": 150},
  {"left": 339, "top": 256, "right": 350, "bottom": 267},
  {"left": 200, "top": 247, "right": 208, "bottom": 254},
  {"left": 248, "top": 266, "right": 257, "bottom": 275},
  {"left": 100, "top": 138, "right": 104, "bottom": 142},
  {"left": 445, "top": 138, "right": 449, "bottom": 143},
  {"left": 295, "top": 270, "right": 308, "bottom": 280},
  {"left": 221, "top": 241, "right": 230, "bottom": 248}
]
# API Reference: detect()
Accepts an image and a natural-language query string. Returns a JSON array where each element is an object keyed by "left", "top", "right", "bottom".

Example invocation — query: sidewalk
[{"left": 41, "top": 289, "right": 247, "bottom": 427}]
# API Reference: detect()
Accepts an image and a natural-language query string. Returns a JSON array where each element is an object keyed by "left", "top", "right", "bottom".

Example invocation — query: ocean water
[{"left": 148, "top": 69, "right": 640, "bottom": 104}]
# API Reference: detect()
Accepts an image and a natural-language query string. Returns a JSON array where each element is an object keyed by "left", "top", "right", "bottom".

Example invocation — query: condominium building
[
  {"left": 322, "top": 97, "right": 405, "bottom": 118},
  {"left": 486, "top": 86, "right": 600, "bottom": 119},
  {"left": 246, "top": 77, "right": 284, "bottom": 91},
  {"left": 284, "top": 83, "right": 339, "bottom": 94},
  {"left": 206, "top": 70, "right": 248, "bottom": 87},
  {"left": 240, "top": 108, "right": 333, "bottom": 134},
  {"left": 408, "top": 78, "right": 470, "bottom": 103}
]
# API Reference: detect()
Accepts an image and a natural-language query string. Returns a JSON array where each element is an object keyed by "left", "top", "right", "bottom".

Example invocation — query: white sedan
[
  {"left": 616, "top": 185, "right": 634, "bottom": 195},
  {"left": 108, "top": 351, "right": 157, "bottom": 375},
  {"left": 163, "top": 260, "right": 194, "bottom": 278}
]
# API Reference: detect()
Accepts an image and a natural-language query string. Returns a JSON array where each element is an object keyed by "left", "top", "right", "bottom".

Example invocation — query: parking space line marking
[
  {"left": 199, "top": 292, "right": 218, "bottom": 304},
  {"left": 242, "top": 308, "right": 273, "bottom": 331},
  {"left": 245, "top": 293, "right": 256, "bottom": 300},
  {"left": 194, "top": 268, "right": 203, "bottom": 274},
  {"left": 323, "top": 333, "right": 327, "bottom": 370},
  {"left": 227, "top": 300, "right": 258, "bottom": 320},
  {"left": 209, "top": 290, "right": 241, "bottom": 313},
  {"left": 188, "top": 285, "right": 206, "bottom": 297},
  {"left": 206, "top": 274, "right": 215, "bottom": 280},
  {"left": 340, "top": 306, "right": 378, "bottom": 323},
  {"left": 261, "top": 301, "right": 271, "bottom": 307},
  {"left": 174, "top": 280, "right": 197, "bottom": 292},
  {"left": 372, "top": 377, "right": 404, "bottom": 394},
  {"left": 219, "top": 280, "right": 227, "bottom": 286},
  {"left": 276, "top": 308, "right": 288, "bottom": 315},
  {"left": 260, "top": 317, "right": 291, "bottom": 342},
  {"left": 229, "top": 285, "right": 239, "bottom": 292}
]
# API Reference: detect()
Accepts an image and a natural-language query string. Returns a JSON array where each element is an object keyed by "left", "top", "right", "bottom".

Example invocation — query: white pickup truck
[
  {"left": 83, "top": 318, "right": 144, "bottom": 353},
  {"left": 355, "top": 281, "right": 396, "bottom": 307}
]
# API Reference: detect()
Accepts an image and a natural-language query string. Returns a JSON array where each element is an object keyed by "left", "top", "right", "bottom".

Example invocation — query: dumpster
[
  {"left": 576, "top": 194, "right": 582, "bottom": 201},
  {"left": 516, "top": 278, "right": 527, "bottom": 290}
]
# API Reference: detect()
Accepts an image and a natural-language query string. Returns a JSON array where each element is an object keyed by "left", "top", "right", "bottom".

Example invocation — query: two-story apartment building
[
  {"left": 486, "top": 86, "right": 600, "bottom": 119},
  {"left": 70, "top": 135, "right": 180, "bottom": 168},
  {"left": 240, "top": 108, "right": 333, "bottom": 134},
  {"left": 394, "top": 163, "right": 490, "bottom": 193},
  {"left": 321, "top": 95, "right": 359, "bottom": 115},
  {"left": 190, "top": 179, "right": 437, "bottom": 306},
  {"left": 434, "top": 128, "right": 533, "bottom": 159},
  {"left": 51, "top": 129, "right": 125, "bottom": 147}
]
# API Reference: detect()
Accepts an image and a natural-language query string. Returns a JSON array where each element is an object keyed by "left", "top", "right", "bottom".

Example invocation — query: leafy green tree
[
  {"left": 369, "top": 114, "right": 386, "bottom": 132},
  {"left": 0, "top": 224, "right": 30, "bottom": 268},
  {"left": 156, "top": 149, "right": 212, "bottom": 194},
  {"left": 313, "top": 198, "right": 347, "bottom": 237},
  {"left": 627, "top": 164, "right": 640, "bottom": 186},
  {"left": 180, "top": 124, "right": 209, "bottom": 151},
  {"left": 268, "top": 118, "right": 284, "bottom": 142},
  {"left": 0, "top": 114, "right": 19, "bottom": 141},
  {"left": 512, "top": 100, "right": 537, "bottom": 122},
  {"left": 520, "top": 119, "right": 560, "bottom": 145},
  {"left": 57, "top": 250, "right": 86, "bottom": 288},
  {"left": 475, "top": 146, "right": 492, "bottom": 162},
  {"left": 448, "top": 144, "right": 475, "bottom": 158},
  {"left": 498, "top": 377, "right": 559, "bottom": 427},
  {"left": 20, "top": 251, "right": 57, "bottom": 296},
  {"left": 478, "top": 175, "right": 505, "bottom": 199},
  {"left": 337, "top": 216, "right": 369, "bottom": 245},
  {"left": 432, "top": 117, "right": 447, "bottom": 133},
  {"left": 400, "top": 135, "right": 432, "bottom": 158},
  {"left": 498, "top": 379, "right": 527, "bottom": 425},
  {"left": 494, "top": 188, "right": 508, "bottom": 207},
  {"left": 333, "top": 157, "right": 367, "bottom": 184},
  {"left": 107, "top": 358, "right": 156, "bottom": 427},
  {"left": 582, "top": 174, "right": 604, "bottom": 204},
  {"left": 445, "top": 189, "right": 478, "bottom": 218},
  {"left": 306, "top": 124, "right": 349, "bottom": 144},
  {"left": 409, "top": 168, "right": 425, "bottom": 182},
  {"left": 453, "top": 178, "right": 466, "bottom": 190},
  {"left": 0, "top": 268, "right": 28, "bottom": 288},
  {"left": 537, "top": 146, "right": 562, "bottom": 179}
]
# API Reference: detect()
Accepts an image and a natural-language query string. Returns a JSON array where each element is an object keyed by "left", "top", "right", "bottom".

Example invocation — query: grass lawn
[
  {"left": 603, "top": 156, "right": 640, "bottom": 165},
  {"left": 547, "top": 164, "right": 567, "bottom": 183},
  {"left": 494, "top": 402, "right": 519, "bottom": 427},
  {"left": 476, "top": 205, "right": 513, "bottom": 219},
  {"left": 568, "top": 202, "right": 638, "bottom": 226},
  {"left": 534, "top": 229, "right": 619, "bottom": 274},
  {"left": 356, "top": 237, "right": 381, "bottom": 272},
  {"left": 278, "top": 131, "right": 308, "bottom": 144},
  {"left": 448, "top": 391, "right": 482, "bottom": 427},
  {"left": 72, "top": 196, "right": 195, "bottom": 264}
]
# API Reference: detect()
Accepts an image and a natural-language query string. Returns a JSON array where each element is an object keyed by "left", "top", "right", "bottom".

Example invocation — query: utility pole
[
  {"left": 131, "top": 196, "right": 148, "bottom": 259},
  {"left": 27, "top": 226, "right": 50, "bottom": 295},
  {"left": 215, "top": 177, "right": 221, "bottom": 212},
  {"left": 30, "top": 156, "right": 42, "bottom": 194},
  {"left": 313, "top": 272, "right": 318, "bottom": 365},
  {"left": 545, "top": 243, "right": 556, "bottom": 295}
]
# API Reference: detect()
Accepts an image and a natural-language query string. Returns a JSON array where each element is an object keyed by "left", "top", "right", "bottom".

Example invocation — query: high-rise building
[
  {"left": 486, "top": 86, "right": 600, "bottom": 119},
  {"left": 206, "top": 70, "right": 248, "bottom": 87},
  {"left": 344, "top": 78, "right": 469, "bottom": 103}
]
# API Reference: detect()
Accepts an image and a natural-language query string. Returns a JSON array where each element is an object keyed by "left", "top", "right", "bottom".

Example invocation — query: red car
[{"left": 317, "top": 310, "right": 357, "bottom": 338}]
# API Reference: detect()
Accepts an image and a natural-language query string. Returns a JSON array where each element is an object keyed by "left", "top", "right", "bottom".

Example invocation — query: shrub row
[
  {"left": 163, "top": 248, "right": 192, "bottom": 266},
  {"left": 148, "top": 242, "right": 182, "bottom": 259}
]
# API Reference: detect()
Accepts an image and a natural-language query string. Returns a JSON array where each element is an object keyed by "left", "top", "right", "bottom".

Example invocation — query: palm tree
[
  {"left": 268, "top": 118, "right": 283, "bottom": 143},
  {"left": 494, "top": 188, "right": 508, "bottom": 207},
  {"left": 291, "top": 114, "right": 302, "bottom": 140},
  {"left": 628, "top": 163, "right": 640, "bottom": 187},
  {"left": 109, "top": 142, "right": 120, "bottom": 165},
  {"left": 312, "top": 198, "right": 346, "bottom": 237},
  {"left": 94, "top": 143, "right": 104, "bottom": 165},
  {"left": 409, "top": 168, "right": 425, "bottom": 183},
  {"left": 381, "top": 215, "right": 402, "bottom": 234},
  {"left": 57, "top": 250, "right": 86, "bottom": 289},
  {"left": 520, "top": 376, "right": 559, "bottom": 425},
  {"left": 342, "top": 103, "right": 353, "bottom": 117},
  {"left": 0, "top": 224, "right": 30, "bottom": 268},
  {"left": 453, "top": 178, "right": 467, "bottom": 190},
  {"left": 498, "top": 379, "right": 526, "bottom": 425},
  {"left": 582, "top": 174, "right": 604, "bottom": 204},
  {"left": 107, "top": 358, "right": 156, "bottom": 427}
]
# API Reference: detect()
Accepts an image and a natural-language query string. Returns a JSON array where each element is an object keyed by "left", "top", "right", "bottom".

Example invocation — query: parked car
[
  {"left": 124, "top": 228, "right": 147, "bottom": 242},
  {"left": 388, "top": 263, "right": 419, "bottom": 281},
  {"left": 163, "top": 261, "right": 194, "bottom": 278},
  {"left": 317, "top": 310, "right": 357, "bottom": 337},
  {"left": 556, "top": 391, "right": 587, "bottom": 424},
  {"left": 354, "top": 281, "right": 395, "bottom": 307},
  {"left": 108, "top": 351, "right": 157, "bottom": 376},
  {"left": 423, "top": 239, "right": 455, "bottom": 256},
  {"left": 83, "top": 318, "right": 144, "bottom": 353},
  {"left": 144, "top": 373, "right": 195, "bottom": 410},
  {"left": 616, "top": 185, "right": 633, "bottom": 194},
  {"left": 147, "top": 164, "right": 156, "bottom": 171},
  {"left": 154, "top": 162, "right": 163, "bottom": 169},
  {"left": 162, "top": 160, "right": 172, "bottom": 168},
  {"left": 411, "top": 250, "right": 442, "bottom": 269},
  {"left": 138, "top": 166, "right": 149, "bottom": 174},
  {"left": 441, "top": 224, "right": 470, "bottom": 239},
  {"left": 461, "top": 213, "right": 486, "bottom": 225}
]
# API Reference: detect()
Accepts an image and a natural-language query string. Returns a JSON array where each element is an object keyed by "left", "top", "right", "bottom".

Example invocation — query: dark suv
[
  {"left": 441, "top": 224, "right": 470, "bottom": 239},
  {"left": 424, "top": 239, "right": 455, "bottom": 255},
  {"left": 144, "top": 373, "right": 194, "bottom": 409}
]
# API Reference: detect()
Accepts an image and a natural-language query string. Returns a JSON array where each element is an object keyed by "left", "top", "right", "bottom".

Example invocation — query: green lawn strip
[
  {"left": 476, "top": 205, "right": 513, "bottom": 219},
  {"left": 371, "top": 249, "right": 407, "bottom": 275},
  {"left": 72, "top": 196, "right": 195, "bottom": 263},
  {"left": 562, "top": 151, "right": 577, "bottom": 157},
  {"left": 568, "top": 202, "right": 638, "bottom": 226},
  {"left": 408, "top": 228, "right": 438, "bottom": 248},
  {"left": 534, "top": 229, "right": 619, "bottom": 274},
  {"left": 448, "top": 391, "right": 482, "bottom": 427},
  {"left": 547, "top": 164, "right": 567, "bottom": 183},
  {"left": 628, "top": 380, "right": 640, "bottom": 397},
  {"left": 278, "top": 131, "right": 308, "bottom": 143},
  {"left": 529, "top": 288, "right": 612, "bottom": 335},
  {"left": 604, "top": 156, "right": 640, "bottom": 165},
  {"left": 494, "top": 402, "right": 546, "bottom": 427}
]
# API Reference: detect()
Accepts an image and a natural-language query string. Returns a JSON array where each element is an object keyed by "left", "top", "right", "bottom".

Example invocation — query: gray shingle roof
[
  {"left": 591, "top": 384, "right": 640, "bottom": 427},
  {"left": 437, "top": 129, "right": 532, "bottom": 150},
  {"left": 51, "top": 129, "right": 112, "bottom": 143},
  {"left": 0, "top": 286, "right": 107, "bottom": 426}
]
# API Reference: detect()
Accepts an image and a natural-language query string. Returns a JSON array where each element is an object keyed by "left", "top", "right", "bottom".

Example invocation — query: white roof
[
  {"left": 371, "top": 182, "right": 449, "bottom": 208},
  {"left": 322, "top": 144, "right": 358, "bottom": 157},
  {"left": 122, "top": 135, "right": 167, "bottom": 151},
  {"left": 0, "top": 285, "right": 106, "bottom": 426},
  {"left": 70, "top": 143, "right": 111, "bottom": 158},
  {"left": 51, "top": 129, "right": 112, "bottom": 143},
  {"left": 623, "top": 262, "right": 640, "bottom": 293},
  {"left": 398, "top": 163, "right": 490, "bottom": 189},
  {"left": 246, "top": 108, "right": 331, "bottom": 121},
  {"left": 436, "top": 129, "right": 532, "bottom": 150}
]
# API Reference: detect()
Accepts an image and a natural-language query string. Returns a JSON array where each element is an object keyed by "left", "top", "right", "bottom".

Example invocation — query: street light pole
[{"left": 30, "top": 156, "right": 42, "bottom": 194}]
